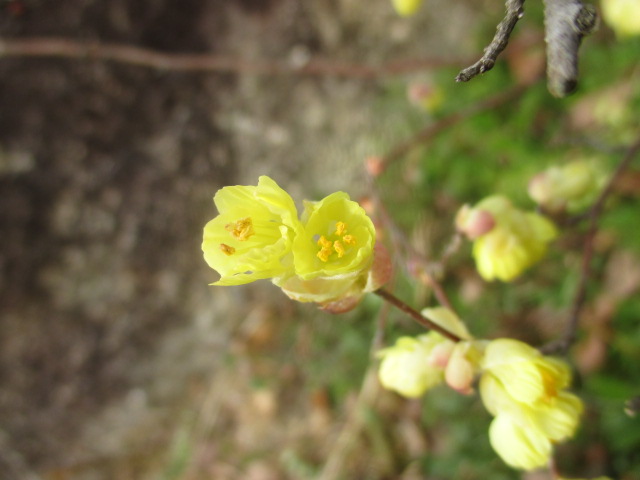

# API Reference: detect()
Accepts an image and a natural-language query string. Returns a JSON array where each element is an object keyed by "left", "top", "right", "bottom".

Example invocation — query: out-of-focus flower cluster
[
  {"left": 480, "top": 339, "right": 583, "bottom": 470},
  {"left": 529, "top": 160, "right": 606, "bottom": 213},
  {"left": 378, "top": 308, "right": 485, "bottom": 397},
  {"left": 456, "top": 195, "right": 557, "bottom": 282},
  {"left": 390, "top": 0, "right": 425, "bottom": 17},
  {"left": 378, "top": 314, "right": 583, "bottom": 471},
  {"left": 601, "top": 0, "right": 640, "bottom": 37},
  {"left": 202, "top": 176, "right": 389, "bottom": 311}
]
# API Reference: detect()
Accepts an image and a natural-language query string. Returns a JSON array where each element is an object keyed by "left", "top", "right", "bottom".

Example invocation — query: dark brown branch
[
  {"left": 374, "top": 289, "right": 462, "bottom": 342},
  {"left": 456, "top": 0, "right": 526, "bottom": 83},
  {"left": 543, "top": 0, "right": 598, "bottom": 97},
  {"left": 0, "top": 37, "right": 466, "bottom": 78},
  {"left": 541, "top": 134, "right": 640, "bottom": 355}
]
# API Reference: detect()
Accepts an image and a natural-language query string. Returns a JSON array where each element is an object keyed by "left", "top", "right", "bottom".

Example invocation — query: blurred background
[{"left": 1, "top": 0, "right": 639, "bottom": 479}]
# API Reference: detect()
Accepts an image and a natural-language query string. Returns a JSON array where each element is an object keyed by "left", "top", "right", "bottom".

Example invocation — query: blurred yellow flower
[
  {"left": 202, "top": 176, "right": 301, "bottom": 285},
  {"left": 378, "top": 308, "right": 485, "bottom": 397},
  {"left": 601, "top": 0, "right": 640, "bottom": 37},
  {"left": 480, "top": 339, "right": 583, "bottom": 470},
  {"left": 391, "top": 0, "right": 424, "bottom": 16},
  {"left": 378, "top": 334, "right": 446, "bottom": 397},
  {"left": 529, "top": 160, "right": 606, "bottom": 213},
  {"left": 457, "top": 196, "right": 557, "bottom": 282}
]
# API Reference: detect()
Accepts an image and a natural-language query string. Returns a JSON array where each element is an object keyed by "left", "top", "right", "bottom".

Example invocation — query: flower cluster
[
  {"left": 378, "top": 308, "right": 485, "bottom": 397},
  {"left": 378, "top": 324, "right": 583, "bottom": 471},
  {"left": 202, "top": 176, "right": 388, "bottom": 311},
  {"left": 480, "top": 339, "right": 583, "bottom": 470},
  {"left": 528, "top": 160, "right": 606, "bottom": 213},
  {"left": 456, "top": 195, "right": 557, "bottom": 282}
]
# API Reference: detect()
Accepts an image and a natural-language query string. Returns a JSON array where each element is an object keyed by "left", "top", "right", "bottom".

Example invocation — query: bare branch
[
  {"left": 456, "top": 0, "right": 526, "bottom": 83},
  {"left": 0, "top": 36, "right": 466, "bottom": 79},
  {"left": 543, "top": 0, "right": 599, "bottom": 97},
  {"left": 374, "top": 289, "right": 462, "bottom": 342}
]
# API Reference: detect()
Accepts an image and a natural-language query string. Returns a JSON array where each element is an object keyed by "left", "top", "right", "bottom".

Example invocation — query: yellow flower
[
  {"left": 203, "top": 178, "right": 382, "bottom": 308},
  {"left": 275, "top": 191, "right": 377, "bottom": 305},
  {"left": 601, "top": 0, "right": 640, "bottom": 37},
  {"left": 378, "top": 308, "right": 484, "bottom": 397},
  {"left": 378, "top": 333, "right": 447, "bottom": 398},
  {"left": 202, "top": 176, "right": 301, "bottom": 285},
  {"left": 480, "top": 339, "right": 583, "bottom": 470},
  {"left": 391, "top": 0, "right": 424, "bottom": 16},
  {"left": 481, "top": 339, "right": 571, "bottom": 408},
  {"left": 293, "top": 192, "right": 375, "bottom": 280},
  {"left": 457, "top": 196, "right": 557, "bottom": 282},
  {"left": 528, "top": 160, "right": 606, "bottom": 213}
]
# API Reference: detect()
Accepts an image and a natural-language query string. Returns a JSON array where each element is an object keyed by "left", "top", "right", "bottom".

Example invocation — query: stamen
[
  {"left": 335, "top": 221, "right": 347, "bottom": 236},
  {"left": 317, "top": 235, "right": 332, "bottom": 262},
  {"left": 333, "top": 240, "right": 345, "bottom": 258},
  {"left": 225, "top": 217, "right": 254, "bottom": 241},
  {"left": 220, "top": 243, "right": 236, "bottom": 256},
  {"left": 342, "top": 234, "right": 356, "bottom": 245}
]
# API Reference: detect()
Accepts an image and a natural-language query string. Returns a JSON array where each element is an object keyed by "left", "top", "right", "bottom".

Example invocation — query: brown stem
[
  {"left": 0, "top": 36, "right": 467, "bottom": 79},
  {"left": 373, "top": 289, "right": 462, "bottom": 342}
]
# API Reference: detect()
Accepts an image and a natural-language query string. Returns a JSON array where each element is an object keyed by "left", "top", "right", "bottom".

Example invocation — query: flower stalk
[{"left": 373, "top": 289, "right": 462, "bottom": 343}]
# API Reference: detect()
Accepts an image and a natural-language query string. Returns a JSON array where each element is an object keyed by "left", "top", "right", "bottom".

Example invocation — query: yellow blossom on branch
[
  {"left": 202, "top": 176, "right": 385, "bottom": 310},
  {"left": 378, "top": 333, "right": 447, "bottom": 398},
  {"left": 456, "top": 195, "right": 557, "bottom": 282},
  {"left": 378, "top": 308, "right": 485, "bottom": 397},
  {"left": 202, "top": 176, "right": 301, "bottom": 286},
  {"left": 528, "top": 160, "right": 606, "bottom": 213},
  {"left": 274, "top": 191, "right": 380, "bottom": 307},
  {"left": 480, "top": 339, "right": 583, "bottom": 470}
]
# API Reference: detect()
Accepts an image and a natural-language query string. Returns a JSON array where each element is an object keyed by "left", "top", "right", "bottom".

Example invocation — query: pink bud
[
  {"left": 456, "top": 207, "right": 496, "bottom": 239},
  {"left": 445, "top": 353, "right": 475, "bottom": 395},
  {"left": 365, "top": 156, "right": 385, "bottom": 177}
]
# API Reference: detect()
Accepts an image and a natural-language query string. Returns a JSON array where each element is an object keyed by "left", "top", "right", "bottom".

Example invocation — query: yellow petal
[{"left": 489, "top": 413, "right": 552, "bottom": 470}]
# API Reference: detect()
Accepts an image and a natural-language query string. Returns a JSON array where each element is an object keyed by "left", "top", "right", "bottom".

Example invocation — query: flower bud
[
  {"left": 455, "top": 205, "right": 496, "bottom": 239},
  {"left": 528, "top": 160, "right": 605, "bottom": 213},
  {"left": 457, "top": 196, "right": 557, "bottom": 282}
]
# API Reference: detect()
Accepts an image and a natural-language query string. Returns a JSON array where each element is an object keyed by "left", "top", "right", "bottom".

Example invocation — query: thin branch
[
  {"left": 541, "top": 134, "right": 640, "bottom": 355},
  {"left": 379, "top": 83, "right": 528, "bottom": 171},
  {"left": 365, "top": 169, "right": 455, "bottom": 310},
  {"left": 0, "top": 36, "right": 467, "bottom": 79},
  {"left": 374, "top": 289, "right": 462, "bottom": 342},
  {"left": 456, "top": 0, "right": 526, "bottom": 83}
]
